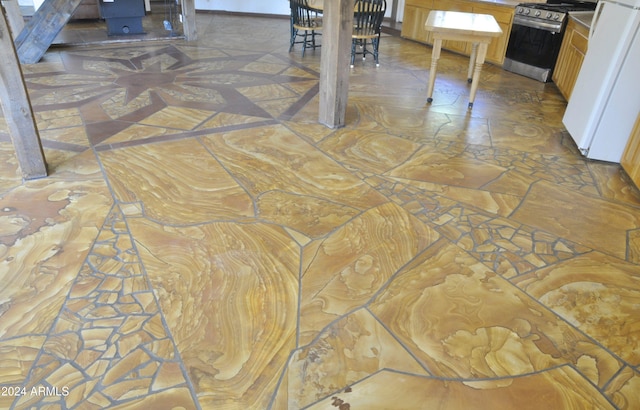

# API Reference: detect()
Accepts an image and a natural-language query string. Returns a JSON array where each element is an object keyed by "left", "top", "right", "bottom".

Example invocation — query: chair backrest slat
[
  {"left": 290, "top": 0, "right": 317, "bottom": 28},
  {"left": 354, "top": 0, "right": 386, "bottom": 34}
]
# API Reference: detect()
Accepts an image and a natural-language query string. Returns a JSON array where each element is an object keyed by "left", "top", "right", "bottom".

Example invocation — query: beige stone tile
[
  {"left": 286, "top": 309, "right": 428, "bottom": 409},
  {"left": 282, "top": 120, "right": 335, "bottom": 143},
  {"left": 128, "top": 218, "right": 299, "bottom": 409},
  {"left": 237, "top": 84, "right": 297, "bottom": 101},
  {"left": 35, "top": 108, "right": 84, "bottom": 130},
  {"left": 159, "top": 84, "right": 227, "bottom": 105},
  {"left": 0, "top": 336, "right": 47, "bottom": 385},
  {"left": 352, "top": 101, "right": 450, "bottom": 140},
  {"left": 489, "top": 121, "right": 570, "bottom": 157},
  {"left": 285, "top": 79, "right": 319, "bottom": 95},
  {"left": 0, "top": 142, "right": 22, "bottom": 192},
  {"left": 198, "top": 112, "right": 271, "bottom": 130},
  {"left": 300, "top": 202, "right": 439, "bottom": 344},
  {"left": 239, "top": 60, "right": 290, "bottom": 75},
  {"left": 370, "top": 239, "right": 621, "bottom": 386},
  {"left": 588, "top": 160, "right": 640, "bottom": 206},
  {"left": 511, "top": 180, "right": 640, "bottom": 260},
  {"left": 140, "top": 107, "right": 213, "bottom": 130},
  {"left": 100, "top": 90, "right": 154, "bottom": 120},
  {"left": 389, "top": 146, "right": 507, "bottom": 189},
  {"left": 108, "top": 387, "right": 197, "bottom": 409},
  {"left": 98, "top": 124, "right": 178, "bottom": 145},
  {"left": 605, "top": 366, "right": 640, "bottom": 409},
  {"left": 256, "top": 190, "right": 360, "bottom": 239},
  {"left": 99, "top": 138, "right": 254, "bottom": 224},
  {"left": 200, "top": 124, "right": 387, "bottom": 211},
  {"left": 255, "top": 97, "right": 302, "bottom": 119},
  {"left": 513, "top": 252, "right": 640, "bottom": 365},
  {"left": 318, "top": 128, "right": 421, "bottom": 174},
  {"left": 437, "top": 114, "right": 492, "bottom": 145},
  {"left": 481, "top": 168, "right": 542, "bottom": 197},
  {"left": 306, "top": 367, "right": 615, "bottom": 409}
]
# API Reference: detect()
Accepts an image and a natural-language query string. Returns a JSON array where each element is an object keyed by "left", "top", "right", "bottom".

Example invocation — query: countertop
[
  {"left": 449, "top": 0, "right": 535, "bottom": 7},
  {"left": 471, "top": 0, "right": 526, "bottom": 6},
  {"left": 569, "top": 11, "right": 595, "bottom": 29},
  {"left": 407, "top": 0, "right": 544, "bottom": 7}
]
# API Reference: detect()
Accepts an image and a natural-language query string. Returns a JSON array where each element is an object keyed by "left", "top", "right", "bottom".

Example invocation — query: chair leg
[
  {"left": 302, "top": 31, "right": 308, "bottom": 57},
  {"left": 350, "top": 40, "right": 356, "bottom": 67},
  {"left": 290, "top": 17, "right": 294, "bottom": 49},
  {"left": 373, "top": 37, "right": 380, "bottom": 66},
  {"left": 289, "top": 28, "right": 297, "bottom": 52}
]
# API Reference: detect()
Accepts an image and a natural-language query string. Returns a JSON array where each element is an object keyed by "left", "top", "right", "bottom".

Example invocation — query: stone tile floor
[{"left": 1, "top": 11, "right": 639, "bottom": 410}]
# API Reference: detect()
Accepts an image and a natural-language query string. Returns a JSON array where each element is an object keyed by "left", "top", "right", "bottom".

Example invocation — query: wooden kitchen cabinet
[
  {"left": 401, "top": 0, "right": 514, "bottom": 65},
  {"left": 621, "top": 113, "right": 640, "bottom": 189},
  {"left": 553, "top": 16, "right": 589, "bottom": 100},
  {"left": 402, "top": 0, "right": 435, "bottom": 44}
]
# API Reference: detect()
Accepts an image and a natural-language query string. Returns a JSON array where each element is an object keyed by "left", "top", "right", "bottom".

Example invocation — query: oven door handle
[
  {"left": 589, "top": 0, "right": 606, "bottom": 42},
  {"left": 513, "top": 16, "right": 562, "bottom": 33}
]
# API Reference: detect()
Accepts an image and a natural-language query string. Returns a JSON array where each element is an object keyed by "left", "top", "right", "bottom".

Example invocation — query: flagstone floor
[{"left": 1, "top": 11, "right": 640, "bottom": 410}]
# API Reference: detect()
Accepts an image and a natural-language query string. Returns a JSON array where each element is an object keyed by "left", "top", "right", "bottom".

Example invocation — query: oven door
[{"left": 504, "top": 17, "right": 565, "bottom": 82}]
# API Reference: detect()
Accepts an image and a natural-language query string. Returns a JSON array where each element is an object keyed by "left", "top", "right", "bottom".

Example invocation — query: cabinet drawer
[
  {"left": 433, "top": 0, "right": 472, "bottom": 12},
  {"left": 472, "top": 4, "right": 514, "bottom": 24}
]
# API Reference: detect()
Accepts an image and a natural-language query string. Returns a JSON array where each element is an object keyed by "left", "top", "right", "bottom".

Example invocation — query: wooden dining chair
[
  {"left": 351, "top": 0, "right": 386, "bottom": 67},
  {"left": 289, "top": 0, "right": 322, "bottom": 57}
]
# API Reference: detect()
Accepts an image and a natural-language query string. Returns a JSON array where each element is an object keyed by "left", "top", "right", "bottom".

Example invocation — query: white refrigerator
[{"left": 562, "top": 0, "right": 640, "bottom": 163}]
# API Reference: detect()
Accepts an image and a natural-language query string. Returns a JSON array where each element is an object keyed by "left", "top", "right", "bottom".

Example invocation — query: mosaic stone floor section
[
  {"left": 11, "top": 205, "right": 196, "bottom": 409},
  {"left": 1, "top": 12, "right": 640, "bottom": 410}
]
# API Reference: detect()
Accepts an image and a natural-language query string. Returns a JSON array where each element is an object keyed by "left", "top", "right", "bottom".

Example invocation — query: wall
[
  {"left": 195, "top": 0, "right": 394, "bottom": 18},
  {"left": 18, "top": 0, "right": 43, "bottom": 11},
  {"left": 195, "top": 0, "right": 290, "bottom": 15},
  {"left": 17, "top": 0, "right": 395, "bottom": 20}
]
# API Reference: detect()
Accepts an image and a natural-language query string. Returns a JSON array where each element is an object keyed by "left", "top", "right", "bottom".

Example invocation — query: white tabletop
[{"left": 425, "top": 11, "right": 503, "bottom": 37}]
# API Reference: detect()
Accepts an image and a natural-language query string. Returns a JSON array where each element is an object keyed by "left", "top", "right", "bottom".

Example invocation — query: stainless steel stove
[{"left": 503, "top": 0, "right": 598, "bottom": 82}]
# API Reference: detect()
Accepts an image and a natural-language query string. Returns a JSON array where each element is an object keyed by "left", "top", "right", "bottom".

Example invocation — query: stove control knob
[
  {"left": 517, "top": 7, "right": 523, "bottom": 13},
  {"left": 546, "top": 12, "right": 553, "bottom": 19},
  {"left": 524, "top": 8, "right": 530, "bottom": 14},
  {"left": 535, "top": 10, "right": 541, "bottom": 16},
  {"left": 554, "top": 13, "right": 561, "bottom": 20}
]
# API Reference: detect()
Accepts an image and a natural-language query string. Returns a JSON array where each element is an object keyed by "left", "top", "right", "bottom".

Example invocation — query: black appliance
[
  {"left": 503, "top": 0, "right": 597, "bottom": 82},
  {"left": 100, "top": 0, "right": 146, "bottom": 36}
]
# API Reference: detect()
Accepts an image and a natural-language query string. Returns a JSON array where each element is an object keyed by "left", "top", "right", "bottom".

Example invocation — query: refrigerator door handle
[{"left": 589, "top": 0, "right": 606, "bottom": 42}]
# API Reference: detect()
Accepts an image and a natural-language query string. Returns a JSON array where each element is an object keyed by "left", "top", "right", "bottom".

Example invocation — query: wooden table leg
[
  {"left": 467, "top": 43, "right": 478, "bottom": 83},
  {"left": 468, "top": 42, "right": 488, "bottom": 108},
  {"left": 426, "top": 38, "right": 442, "bottom": 103}
]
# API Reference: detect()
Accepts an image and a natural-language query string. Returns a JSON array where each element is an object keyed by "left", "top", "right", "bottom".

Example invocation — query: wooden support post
[
  {"left": 181, "top": 0, "right": 196, "bottom": 41},
  {"left": 13, "top": 0, "right": 84, "bottom": 64},
  {"left": 318, "top": 0, "right": 354, "bottom": 128},
  {"left": 0, "top": 6, "right": 47, "bottom": 179}
]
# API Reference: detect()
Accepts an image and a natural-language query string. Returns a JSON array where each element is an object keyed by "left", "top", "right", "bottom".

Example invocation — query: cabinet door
[
  {"left": 621, "top": 114, "right": 640, "bottom": 189},
  {"left": 401, "top": 5, "right": 434, "bottom": 44},
  {"left": 553, "top": 18, "right": 589, "bottom": 100}
]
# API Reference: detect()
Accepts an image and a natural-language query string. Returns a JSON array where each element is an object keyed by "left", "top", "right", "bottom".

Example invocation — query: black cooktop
[{"left": 519, "top": 1, "right": 597, "bottom": 11}]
